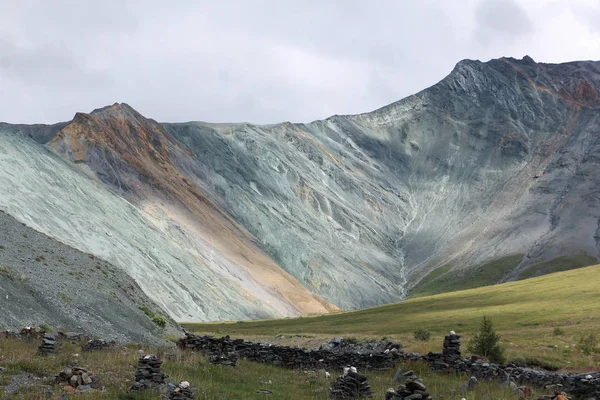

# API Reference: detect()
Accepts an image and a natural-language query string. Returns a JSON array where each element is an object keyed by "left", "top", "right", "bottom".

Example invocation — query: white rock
[{"left": 179, "top": 381, "right": 190, "bottom": 389}]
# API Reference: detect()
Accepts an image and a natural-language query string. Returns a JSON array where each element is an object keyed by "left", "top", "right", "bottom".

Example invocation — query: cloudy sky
[{"left": 2, "top": 0, "right": 600, "bottom": 124}]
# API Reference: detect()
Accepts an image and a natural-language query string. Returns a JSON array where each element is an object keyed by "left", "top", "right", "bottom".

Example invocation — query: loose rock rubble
[
  {"left": 320, "top": 337, "right": 402, "bottom": 355},
  {"left": 329, "top": 368, "right": 372, "bottom": 398},
  {"left": 56, "top": 367, "right": 99, "bottom": 392},
  {"left": 385, "top": 370, "right": 433, "bottom": 400},
  {"left": 37, "top": 333, "right": 57, "bottom": 355},
  {"left": 208, "top": 353, "right": 238, "bottom": 366},
  {"left": 167, "top": 380, "right": 194, "bottom": 399},
  {"left": 82, "top": 338, "right": 116, "bottom": 352},
  {"left": 130, "top": 354, "right": 169, "bottom": 391}
]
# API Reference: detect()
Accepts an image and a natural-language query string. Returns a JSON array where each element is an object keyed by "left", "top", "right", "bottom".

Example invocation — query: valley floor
[
  {"left": 0, "top": 336, "right": 563, "bottom": 399},
  {"left": 185, "top": 265, "right": 600, "bottom": 372}
]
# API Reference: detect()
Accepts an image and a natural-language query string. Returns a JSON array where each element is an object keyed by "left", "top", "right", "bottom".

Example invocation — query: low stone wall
[
  {"left": 178, "top": 332, "right": 600, "bottom": 399},
  {"left": 177, "top": 334, "right": 402, "bottom": 371}
]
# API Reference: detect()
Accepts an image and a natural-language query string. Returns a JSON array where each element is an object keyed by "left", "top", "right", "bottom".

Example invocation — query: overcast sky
[{"left": 2, "top": 0, "right": 600, "bottom": 124}]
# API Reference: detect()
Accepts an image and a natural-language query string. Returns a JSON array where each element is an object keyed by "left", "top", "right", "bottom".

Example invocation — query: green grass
[
  {"left": 0, "top": 336, "right": 559, "bottom": 399},
  {"left": 184, "top": 264, "right": 600, "bottom": 371},
  {"left": 409, "top": 254, "right": 523, "bottom": 297}
]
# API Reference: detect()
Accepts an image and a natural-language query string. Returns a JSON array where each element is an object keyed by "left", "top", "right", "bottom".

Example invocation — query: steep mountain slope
[
  {"left": 1, "top": 56, "right": 599, "bottom": 320},
  {"left": 0, "top": 108, "right": 335, "bottom": 322},
  {"left": 0, "top": 210, "right": 179, "bottom": 344},
  {"left": 163, "top": 57, "right": 600, "bottom": 307}
]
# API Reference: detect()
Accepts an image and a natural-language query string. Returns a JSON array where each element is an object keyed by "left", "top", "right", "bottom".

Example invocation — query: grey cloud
[
  {"left": 474, "top": 0, "right": 532, "bottom": 43},
  {"left": 0, "top": 0, "right": 596, "bottom": 125},
  {"left": 0, "top": 36, "right": 113, "bottom": 88}
]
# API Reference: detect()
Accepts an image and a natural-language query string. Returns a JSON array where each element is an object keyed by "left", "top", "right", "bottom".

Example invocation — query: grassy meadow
[
  {"left": 1, "top": 265, "right": 599, "bottom": 398},
  {"left": 0, "top": 335, "right": 561, "bottom": 399},
  {"left": 184, "top": 264, "right": 600, "bottom": 371}
]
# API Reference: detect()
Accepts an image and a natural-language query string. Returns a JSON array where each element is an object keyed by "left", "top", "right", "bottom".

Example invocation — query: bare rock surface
[{"left": 1, "top": 56, "right": 600, "bottom": 319}]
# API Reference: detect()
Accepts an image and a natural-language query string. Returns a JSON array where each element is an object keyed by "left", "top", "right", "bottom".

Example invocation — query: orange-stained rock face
[{"left": 49, "top": 103, "right": 339, "bottom": 318}]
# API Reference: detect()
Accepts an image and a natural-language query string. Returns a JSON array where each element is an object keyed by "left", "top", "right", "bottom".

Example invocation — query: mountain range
[{"left": 1, "top": 55, "right": 599, "bottom": 328}]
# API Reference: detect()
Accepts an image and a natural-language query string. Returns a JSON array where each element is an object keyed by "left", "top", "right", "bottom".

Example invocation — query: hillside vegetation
[{"left": 185, "top": 264, "right": 600, "bottom": 370}]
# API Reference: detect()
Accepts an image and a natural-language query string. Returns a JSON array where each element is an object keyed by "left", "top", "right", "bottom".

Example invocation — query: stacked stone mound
[
  {"left": 56, "top": 367, "right": 98, "bottom": 392},
  {"left": 38, "top": 333, "right": 57, "bottom": 355},
  {"left": 130, "top": 354, "right": 169, "bottom": 391},
  {"left": 442, "top": 333, "right": 461, "bottom": 360},
  {"left": 178, "top": 333, "right": 401, "bottom": 371},
  {"left": 385, "top": 370, "right": 433, "bottom": 400},
  {"left": 329, "top": 370, "right": 372, "bottom": 398},
  {"left": 167, "top": 381, "right": 194, "bottom": 400},
  {"left": 82, "top": 339, "right": 116, "bottom": 352}
]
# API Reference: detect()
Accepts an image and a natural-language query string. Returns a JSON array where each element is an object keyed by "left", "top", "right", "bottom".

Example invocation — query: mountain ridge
[{"left": 1, "top": 56, "right": 599, "bottom": 322}]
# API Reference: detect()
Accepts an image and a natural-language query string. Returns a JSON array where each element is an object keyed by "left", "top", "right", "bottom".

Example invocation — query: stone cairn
[
  {"left": 130, "top": 354, "right": 169, "bottom": 391},
  {"left": 329, "top": 368, "right": 372, "bottom": 398},
  {"left": 82, "top": 339, "right": 116, "bottom": 352},
  {"left": 167, "top": 381, "right": 194, "bottom": 400},
  {"left": 38, "top": 333, "right": 57, "bottom": 355},
  {"left": 442, "top": 332, "right": 461, "bottom": 361},
  {"left": 385, "top": 370, "right": 433, "bottom": 400},
  {"left": 56, "top": 367, "right": 98, "bottom": 392}
]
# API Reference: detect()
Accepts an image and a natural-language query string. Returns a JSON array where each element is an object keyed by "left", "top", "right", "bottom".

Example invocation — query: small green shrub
[
  {"left": 413, "top": 327, "right": 432, "bottom": 342},
  {"left": 553, "top": 327, "right": 565, "bottom": 336},
  {"left": 140, "top": 306, "right": 155, "bottom": 318},
  {"left": 578, "top": 333, "right": 598, "bottom": 355},
  {"left": 468, "top": 316, "right": 505, "bottom": 364},
  {"left": 38, "top": 324, "right": 52, "bottom": 332},
  {"left": 152, "top": 314, "right": 168, "bottom": 329},
  {"left": 140, "top": 305, "right": 167, "bottom": 328}
]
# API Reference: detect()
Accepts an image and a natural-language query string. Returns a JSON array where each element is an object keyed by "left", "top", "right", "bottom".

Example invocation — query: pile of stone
[
  {"left": 130, "top": 354, "right": 169, "bottom": 391},
  {"left": 167, "top": 381, "right": 194, "bottom": 399},
  {"left": 385, "top": 371, "right": 433, "bottom": 400},
  {"left": 178, "top": 333, "right": 402, "bottom": 372},
  {"left": 38, "top": 333, "right": 57, "bottom": 355},
  {"left": 329, "top": 368, "right": 372, "bottom": 398},
  {"left": 82, "top": 339, "right": 116, "bottom": 352},
  {"left": 442, "top": 332, "right": 461, "bottom": 360},
  {"left": 56, "top": 367, "right": 98, "bottom": 392},
  {"left": 320, "top": 337, "right": 402, "bottom": 355},
  {"left": 208, "top": 353, "right": 238, "bottom": 366},
  {"left": 57, "top": 331, "right": 89, "bottom": 343}
]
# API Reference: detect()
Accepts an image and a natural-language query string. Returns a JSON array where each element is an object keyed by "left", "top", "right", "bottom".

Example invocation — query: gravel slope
[{"left": 0, "top": 210, "right": 180, "bottom": 344}]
